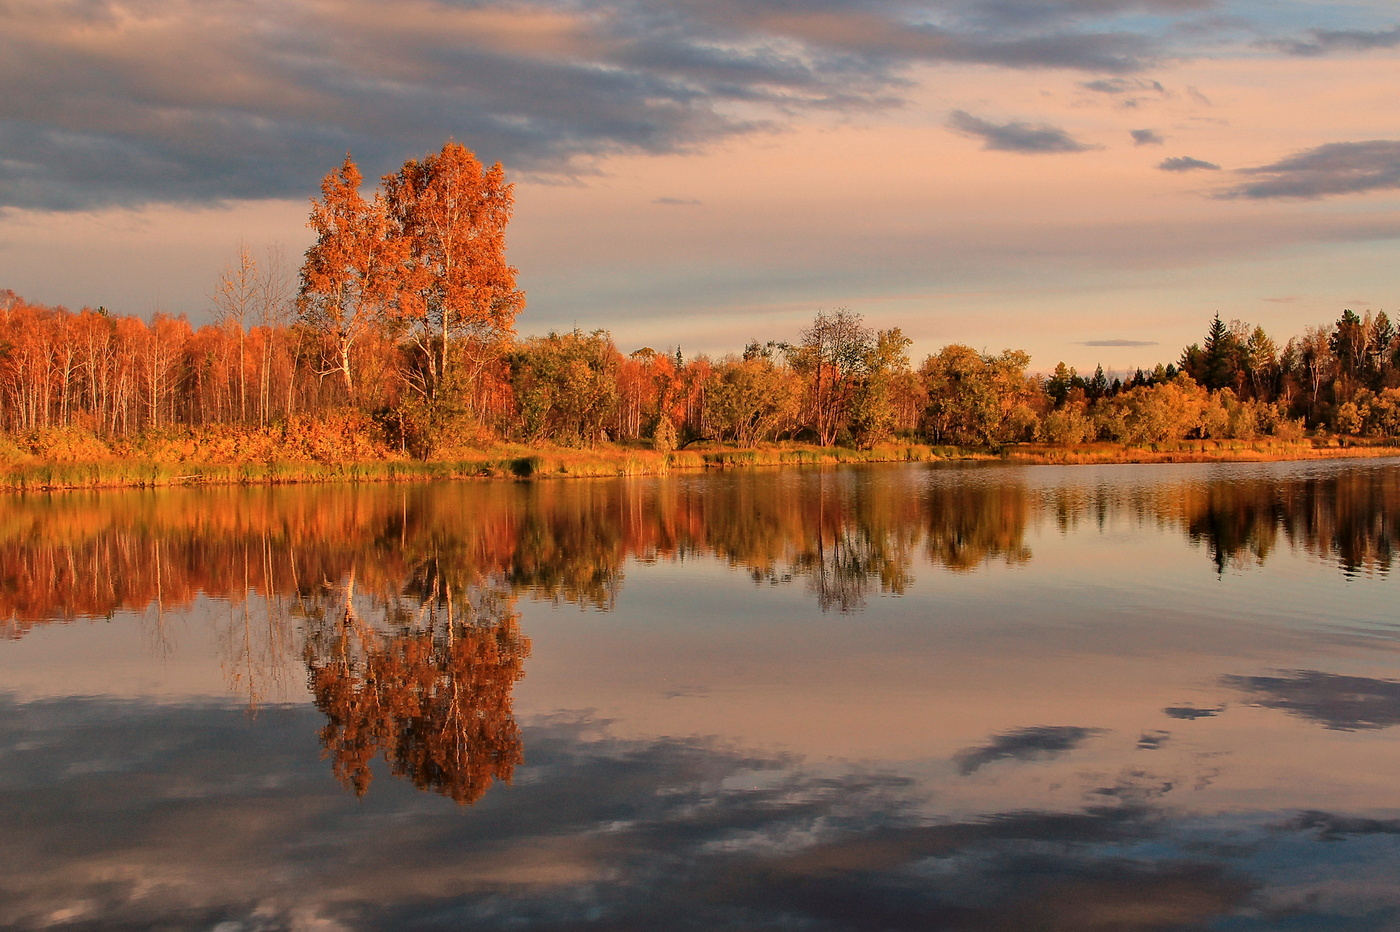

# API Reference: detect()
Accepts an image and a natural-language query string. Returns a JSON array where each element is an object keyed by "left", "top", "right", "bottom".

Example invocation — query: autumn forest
[{"left": 2, "top": 141, "right": 1399, "bottom": 469}]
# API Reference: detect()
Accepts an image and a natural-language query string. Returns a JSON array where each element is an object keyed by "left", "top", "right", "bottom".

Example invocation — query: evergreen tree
[
  {"left": 1201, "top": 312, "right": 1239, "bottom": 390},
  {"left": 1088, "top": 365, "right": 1108, "bottom": 399},
  {"left": 1368, "top": 311, "right": 1395, "bottom": 384},
  {"left": 1044, "top": 362, "right": 1077, "bottom": 407},
  {"left": 1329, "top": 309, "right": 1367, "bottom": 380}
]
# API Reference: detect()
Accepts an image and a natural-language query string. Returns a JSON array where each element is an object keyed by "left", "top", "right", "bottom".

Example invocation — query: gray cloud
[
  {"left": 1215, "top": 139, "right": 1400, "bottom": 200},
  {"left": 655, "top": 197, "right": 703, "bottom": 206},
  {"left": 0, "top": 0, "right": 1178, "bottom": 210},
  {"left": 1218, "top": 141, "right": 1400, "bottom": 199},
  {"left": 1268, "top": 24, "right": 1400, "bottom": 57},
  {"left": 1163, "top": 705, "right": 1222, "bottom": 719},
  {"left": 1081, "top": 77, "right": 1165, "bottom": 95},
  {"left": 948, "top": 110, "right": 1097, "bottom": 153},
  {"left": 956, "top": 0, "right": 1212, "bottom": 31},
  {"left": 954, "top": 724, "right": 1105, "bottom": 774},
  {"left": 1080, "top": 338, "right": 1158, "bottom": 346},
  {"left": 1223, "top": 670, "right": 1400, "bottom": 731},
  {"left": 1132, "top": 128, "right": 1165, "bottom": 145},
  {"left": 1136, "top": 730, "right": 1171, "bottom": 750},
  {"left": 1159, "top": 156, "right": 1221, "bottom": 171}
]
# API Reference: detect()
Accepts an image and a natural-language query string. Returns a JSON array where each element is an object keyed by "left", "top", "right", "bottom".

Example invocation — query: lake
[{"left": 1, "top": 458, "right": 1398, "bottom": 930}]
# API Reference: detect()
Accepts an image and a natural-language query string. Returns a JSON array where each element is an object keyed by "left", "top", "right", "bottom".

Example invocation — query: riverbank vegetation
[{"left": 1, "top": 142, "right": 1398, "bottom": 488}]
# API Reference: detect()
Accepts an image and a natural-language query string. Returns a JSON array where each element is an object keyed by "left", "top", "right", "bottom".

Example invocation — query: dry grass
[
  {"left": 0, "top": 427, "right": 1393, "bottom": 492},
  {"left": 1002, "top": 438, "right": 1400, "bottom": 466}
]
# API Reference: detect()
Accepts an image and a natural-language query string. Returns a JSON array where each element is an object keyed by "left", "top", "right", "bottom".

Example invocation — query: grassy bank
[
  {"left": 0, "top": 426, "right": 1394, "bottom": 492},
  {"left": 998, "top": 437, "right": 1400, "bottom": 466},
  {"left": 0, "top": 438, "right": 947, "bottom": 491}
]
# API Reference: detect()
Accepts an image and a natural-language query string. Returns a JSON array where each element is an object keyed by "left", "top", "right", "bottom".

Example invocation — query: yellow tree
[{"left": 383, "top": 141, "right": 524, "bottom": 404}]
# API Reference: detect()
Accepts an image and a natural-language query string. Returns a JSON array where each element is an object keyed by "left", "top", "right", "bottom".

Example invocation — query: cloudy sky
[{"left": 1, "top": 0, "right": 1398, "bottom": 371}]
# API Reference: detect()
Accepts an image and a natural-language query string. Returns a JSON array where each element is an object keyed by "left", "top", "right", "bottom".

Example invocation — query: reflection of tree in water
[
  {"left": 923, "top": 482, "right": 1032, "bottom": 572},
  {"left": 304, "top": 573, "right": 529, "bottom": 804},
  {"left": 1307, "top": 470, "right": 1398, "bottom": 577},
  {"left": 508, "top": 486, "right": 626, "bottom": 610},
  {"left": 1179, "top": 481, "right": 1282, "bottom": 574},
  {"left": 1, "top": 468, "right": 1395, "bottom": 639},
  {"left": 690, "top": 470, "right": 1031, "bottom": 612},
  {"left": 1168, "top": 469, "right": 1399, "bottom": 576}
]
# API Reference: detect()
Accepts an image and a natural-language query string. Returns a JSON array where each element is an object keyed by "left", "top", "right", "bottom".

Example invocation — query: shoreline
[{"left": 0, "top": 437, "right": 1396, "bottom": 493}]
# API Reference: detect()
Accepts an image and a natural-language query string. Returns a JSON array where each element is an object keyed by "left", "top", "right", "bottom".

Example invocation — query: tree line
[
  {"left": 1, "top": 141, "right": 1398, "bottom": 451},
  {"left": 3, "top": 289, "right": 1396, "bottom": 452}
]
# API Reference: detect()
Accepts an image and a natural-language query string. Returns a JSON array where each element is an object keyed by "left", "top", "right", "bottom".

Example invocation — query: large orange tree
[
  {"left": 383, "top": 141, "right": 524, "bottom": 405},
  {"left": 298, "top": 156, "right": 406, "bottom": 403}
]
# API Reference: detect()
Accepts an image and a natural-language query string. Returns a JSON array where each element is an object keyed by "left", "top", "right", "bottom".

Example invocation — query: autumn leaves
[{"left": 299, "top": 142, "right": 524, "bottom": 405}]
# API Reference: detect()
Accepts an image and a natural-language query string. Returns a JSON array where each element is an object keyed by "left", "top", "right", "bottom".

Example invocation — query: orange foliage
[{"left": 308, "top": 611, "right": 529, "bottom": 804}]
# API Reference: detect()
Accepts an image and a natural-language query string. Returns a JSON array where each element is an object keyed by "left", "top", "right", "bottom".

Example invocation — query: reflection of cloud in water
[
  {"left": 1137, "top": 730, "right": 1171, "bottom": 750},
  {"left": 1164, "top": 705, "right": 1224, "bottom": 720},
  {"left": 2, "top": 697, "right": 1399, "bottom": 930},
  {"left": 1283, "top": 810, "right": 1400, "bottom": 842},
  {"left": 1223, "top": 670, "right": 1400, "bottom": 731},
  {"left": 954, "top": 725, "right": 1105, "bottom": 775}
]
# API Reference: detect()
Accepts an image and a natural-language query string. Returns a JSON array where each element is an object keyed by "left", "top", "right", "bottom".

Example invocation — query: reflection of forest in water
[{"left": 0, "top": 463, "right": 1395, "bottom": 801}]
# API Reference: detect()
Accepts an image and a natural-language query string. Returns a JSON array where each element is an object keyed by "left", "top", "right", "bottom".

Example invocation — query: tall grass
[{"left": 0, "top": 435, "right": 1394, "bottom": 492}]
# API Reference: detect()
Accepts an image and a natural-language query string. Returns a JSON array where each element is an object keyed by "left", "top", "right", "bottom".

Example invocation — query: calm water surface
[{"left": 2, "top": 459, "right": 1399, "bottom": 930}]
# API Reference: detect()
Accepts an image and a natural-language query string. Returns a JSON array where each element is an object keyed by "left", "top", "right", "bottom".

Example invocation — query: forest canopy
[{"left": 0, "top": 143, "right": 1398, "bottom": 457}]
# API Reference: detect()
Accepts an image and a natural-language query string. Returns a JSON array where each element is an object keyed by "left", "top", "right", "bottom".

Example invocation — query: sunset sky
[{"left": 2, "top": 0, "right": 1397, "bottom": 373}]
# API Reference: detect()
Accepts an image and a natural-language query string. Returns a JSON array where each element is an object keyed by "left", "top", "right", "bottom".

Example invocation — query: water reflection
[
  {"left": 2, "top": 462, "right": 1400, "bottom": 928},
  {"left": 6, "top": 699, "right": 1393, "bottom": 931},
  {"left": 1223, "top": 670, "right": 1400, "bottom": 731},
  {"left": 0, "top": 461, "right": 1397, "bottom": 806},
  {"left": 304, "top": 576, "right": 528, "bottom": 803},
  {"left": 2, "top": 463, "right": 1395, "bottom": 642}
]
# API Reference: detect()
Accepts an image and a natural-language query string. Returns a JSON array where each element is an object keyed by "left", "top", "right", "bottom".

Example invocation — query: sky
[{"left": 1, "top": 0, "right": 1398, "bottom": 374}]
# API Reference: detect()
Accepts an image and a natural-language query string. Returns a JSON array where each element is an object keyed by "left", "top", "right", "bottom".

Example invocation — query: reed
[{"left": 0, "top": 433, "right": 1393, "bottom": 492}]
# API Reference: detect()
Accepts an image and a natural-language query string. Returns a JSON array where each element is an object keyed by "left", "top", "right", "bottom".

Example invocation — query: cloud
[
  {"left": 1163, "top": 705, "right": 1222, "bottom": 720},
  {"left": 1137, "top": 731, "right": 1171, "bottom": 749},
  {"left": 0, "top": 0, "right": 1171, "bottom": 210},
  {"left": 1267, "top": 25, "right": 1400, "bottom": 57},
  {"left": 1159, "top": 156, "right": 1221, "bottom": 171},
  {"left": 654, "top": 197, "right": 702, "bottom": 206},
  {"left": 1080, "top": 338, "right": 1158, "bottom": 346},
  {"left": 954, "top": 724, "right": 1105, "bottom": 774},
  {"left": 1223, "top": 670, "right": 1400, "bottom": 730},
  {"left": 0, "top": 697, "right": 1266, "bottom": 932},
  {"left": 954, "top": 0, "right": 1212, "bottom": 31},
  {"left": 1282, "top": 810, "right": 1400, "bottom": 842},
  {"left": 1220, "top": 141, "right": 1400, "bottom": 199},
  {"left": 1081, "top": 77, "right": 1165, "bottom": 95},
  {"left": 1132, "top": 128, "right": 1165, "bottom": 146},
  {"left": 948, "top": 110, "right": 1097, "bottom": 153}
]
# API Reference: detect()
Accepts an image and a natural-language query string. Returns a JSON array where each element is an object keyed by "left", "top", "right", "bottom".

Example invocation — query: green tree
[
  {"left": 920, "top": 345, "right": 1038, "bottom": 446},
  {"left": 848, "top": 328, "right": 914, "bottom": 448},
  {"left": 1202, "top": 313, "right": 1240, "bottom": 391},
  {"left": 1243, "top": 324, "right": 1278, "bottom": 401},
  {"left": 1369, "top": 311, "right": 1396, "bottom": 386},
  {"left": 1044, "top": 362, "right": 1079, "bottom": 407},
  {"left": 704, "top": 355, "right": 802, "bottom": 446},
  {"left": 509, "top": 330, "right": 622, "bottom": 446}
]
